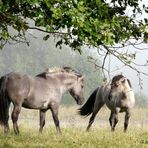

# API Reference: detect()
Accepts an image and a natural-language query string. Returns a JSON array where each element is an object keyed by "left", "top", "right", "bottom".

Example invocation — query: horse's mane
[
  {"left": 36, "top": 66, "right": 82, "bottom": 78},
  {"left": 62, "top": 67, "right": 82, "bottom": 77},
  {"left": 46, "top": 67, "right": 65, "bottom": 73},
  {"left": 111, "top": 74, "right": 124, "bottom": 84},
  {"left": 111, "top": 74, "right": 132, "bottom": 88}
]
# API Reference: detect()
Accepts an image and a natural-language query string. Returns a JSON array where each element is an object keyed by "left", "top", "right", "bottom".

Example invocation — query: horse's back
[{"left": 4, "top": 72, "right": 31, "bottom": 100}]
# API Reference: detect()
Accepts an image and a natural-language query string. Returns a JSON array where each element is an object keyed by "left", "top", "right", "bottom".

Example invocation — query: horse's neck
[
  {"left": 102, "top": 82, "right": 110, "bottom": 91},
  {"left": 98, "top": 83, "right": 110, "bottom": 98},
  {"left": 62, "top": 76, "right": 76, "bottom": 90}
]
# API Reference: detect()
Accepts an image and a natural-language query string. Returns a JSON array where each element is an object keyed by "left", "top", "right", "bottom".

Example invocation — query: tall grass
[{"left": 0, "top": 106, "right": 147, "bottom": 148}]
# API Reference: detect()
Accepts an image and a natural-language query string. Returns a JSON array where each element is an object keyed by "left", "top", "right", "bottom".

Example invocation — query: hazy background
[{"left": 0, "top": 0, "right": 148, "bottom": 106}]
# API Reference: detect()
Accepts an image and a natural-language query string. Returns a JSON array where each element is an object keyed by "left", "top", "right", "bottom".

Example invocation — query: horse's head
[
  {"left": 69, "top": 75, "right": 85, "bottom": 105},
  {"left": 108, "top": 74, "right": 132, "bottom": 100}
]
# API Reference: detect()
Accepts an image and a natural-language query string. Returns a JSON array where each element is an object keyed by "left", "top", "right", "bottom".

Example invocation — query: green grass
[
  {"left": 0, "top": 127, "right": 148, "bottom": 148},
  {"left": 1, "top": 106, "right": 147, "bottom": 148}
]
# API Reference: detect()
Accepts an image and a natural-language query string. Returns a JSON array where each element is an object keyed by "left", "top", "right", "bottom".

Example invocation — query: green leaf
[
  {"left": 43, "top": 35, "right": 50, "bottom": 41},
  {"left": 1, "top": 31, "right": 9, "bottom": 40}
]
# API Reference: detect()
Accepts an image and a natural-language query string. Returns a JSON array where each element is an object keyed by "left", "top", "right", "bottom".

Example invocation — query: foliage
[
  {"left": 0, "top": 0, "right": 147, "bottom": 49},
  {"left": 0, "top": 0, "right": 148, "bottom": 80}
]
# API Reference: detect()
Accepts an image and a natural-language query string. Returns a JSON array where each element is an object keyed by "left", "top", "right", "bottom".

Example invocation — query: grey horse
[
  {"left": 79, "top": 74, "right": 135, "bottom": 132},
  {"left": 0, "top": 67, "right": 85, "bottom": 134}
]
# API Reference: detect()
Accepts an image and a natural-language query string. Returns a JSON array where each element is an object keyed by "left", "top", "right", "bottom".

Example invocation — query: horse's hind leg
[
  {"left": 124, "top": 109, "right": 131, "bottom": 132},
  {"left": 39, "top": 109, "right": 47, "bottom": 133},
  {"left": 4, "top": 107, "right": 10, "bottom": 134},
  {"left": 50, "top": 102, "right": 61, "bottom": 134},
  {"left": 86, "top": 102, "right": 104, "bottom": 131},
  {"left": 4, "top": 115, "right": 10, "bottom": 134},
  {"left": 86, "top": 113, "right": 97, "bottom": 131},
  {"left": 11, "top": 104, "right": 21, "bottom": 135}
]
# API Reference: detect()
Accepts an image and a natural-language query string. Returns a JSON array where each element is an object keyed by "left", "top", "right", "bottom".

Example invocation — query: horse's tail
[
  {"left": 78, "top": 87, "right": 99, "bottom": 116},
  {"left": 0, "top": 76, "right": 11, "bottom": 126}
]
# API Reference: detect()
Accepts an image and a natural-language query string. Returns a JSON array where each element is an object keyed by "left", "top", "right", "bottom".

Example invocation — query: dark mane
[
  {"left": 36, "top": 72, "right": 47, "bottom": 78},
  {"left": 36, "top": 66, "right": 82, "bottom": 78},
  {"left": 63, "top": 66, "right": 82, "bottom": 77},
  {"left": 111, "top": 74, "right": 124, "bottom": 84},
  {"left": 111, "top": 74, "right": 132, "bottom": 88}
]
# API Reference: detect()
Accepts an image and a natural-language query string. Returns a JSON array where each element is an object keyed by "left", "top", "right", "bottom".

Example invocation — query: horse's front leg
[
  {"left": 109, "top": 111, "right": 114, "bottom": 130},
  {"left": 109, "top": 108, "right": 120, "bottom": 131},
  {"left": 124, "top": 109, "right": 131, "bottom": 132},
  {"left": 50, "top": 102, "right": 61, "bottom": 134},
  {"left": 11, "top": 104, "right": 22, "bottom": 135},
  {"left": 39, "top": 109, "right": 47, "bottom": 133}
]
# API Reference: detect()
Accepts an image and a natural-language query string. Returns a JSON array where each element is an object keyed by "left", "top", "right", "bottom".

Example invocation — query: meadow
[{"left": 0, "top": 106, "right": 148, "bottom": 148}]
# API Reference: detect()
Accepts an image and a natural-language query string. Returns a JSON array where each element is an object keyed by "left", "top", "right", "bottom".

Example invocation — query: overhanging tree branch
[{"left": 28, "top": 27, "right": 69, "bottom": 35}]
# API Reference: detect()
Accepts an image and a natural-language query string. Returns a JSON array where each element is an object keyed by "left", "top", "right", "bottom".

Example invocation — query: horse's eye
[
  {"left": 111, "top": 83, "right": 116, "bottom": 87},
  {"left": 81, "top": 85, "right": 84, "bottom": 88},
  {"left": 112, "top": 83, "right": 118, "bottom": 88}
]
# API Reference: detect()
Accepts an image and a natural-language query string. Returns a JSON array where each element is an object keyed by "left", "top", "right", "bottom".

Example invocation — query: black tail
[
  {"left": 78, "top": 87, "right": 99, "bottom": 116},
  {"left": 0, "top": 76, "right": 11, "bottom": 126}
]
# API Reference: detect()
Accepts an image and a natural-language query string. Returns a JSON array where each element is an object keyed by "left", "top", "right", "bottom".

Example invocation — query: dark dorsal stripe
[{"left": 63, "top": 67, "right": 82, "bottom": 77}]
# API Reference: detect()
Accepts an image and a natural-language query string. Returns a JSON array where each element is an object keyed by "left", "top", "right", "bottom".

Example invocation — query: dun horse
[
  {"left": 0, "top": 67, "right": 85, "bottom": 134},
  {"left": 79, "top": 74, "right": 135, "bottom": 132}
]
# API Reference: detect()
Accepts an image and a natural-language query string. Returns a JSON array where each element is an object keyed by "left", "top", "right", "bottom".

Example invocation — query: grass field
[{"left": 0, "top": 106, "right": 148, "bottom": 148}]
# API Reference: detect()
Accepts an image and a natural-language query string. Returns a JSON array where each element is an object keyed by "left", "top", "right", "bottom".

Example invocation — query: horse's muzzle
[{"left": 77, "top": 97, "right": 85, "bottom": 105}]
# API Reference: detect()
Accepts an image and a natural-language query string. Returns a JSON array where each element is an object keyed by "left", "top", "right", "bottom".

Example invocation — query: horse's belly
[{"left": 22, "top": 96, "right": 51, "bottom": 109}]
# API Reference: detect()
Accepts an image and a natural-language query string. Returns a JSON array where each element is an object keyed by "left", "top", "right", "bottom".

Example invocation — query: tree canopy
[{"left": 0, "top": 0, "right": 148, "bottom": 76}]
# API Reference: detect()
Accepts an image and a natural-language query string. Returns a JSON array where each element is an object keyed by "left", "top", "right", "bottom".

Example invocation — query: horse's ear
[
  {"left": 119, "top": 77, "right": 126, "bottom": 83},
  {"left": 121, "top": 79, "right": 126, "bottom": 83},
  {"left": 127, "top": 79, "right": 132, "bottom": 88}
]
